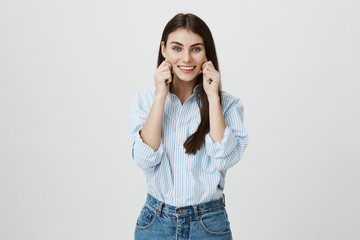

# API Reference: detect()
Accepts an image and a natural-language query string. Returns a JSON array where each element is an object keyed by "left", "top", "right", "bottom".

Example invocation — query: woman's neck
[{"left": 170, "top": 76, "right": 197, "bottom": 105}]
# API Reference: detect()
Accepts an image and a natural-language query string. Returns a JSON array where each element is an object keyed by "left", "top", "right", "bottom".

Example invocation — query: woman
[{"left": 130, "top": 13, "right": 249, "bottom": 239}]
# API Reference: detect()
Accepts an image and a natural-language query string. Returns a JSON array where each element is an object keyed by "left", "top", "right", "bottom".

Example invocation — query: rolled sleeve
[
  {"left": 205, "top": 127, "right": 238, "bottom": 158},
  {"left": 132, "top": 130, "right": 164, "bottom": 169},
  {"left": 130, "top": 89, "right": 164, "bottom": 170},
  {"left": 205, "top": 96, "right": 249, "bottom": 171}
]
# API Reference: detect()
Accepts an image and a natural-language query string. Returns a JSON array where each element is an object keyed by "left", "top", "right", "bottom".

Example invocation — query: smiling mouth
[{"left": 178, "top": 66, "right": 196, "bottom": 72}]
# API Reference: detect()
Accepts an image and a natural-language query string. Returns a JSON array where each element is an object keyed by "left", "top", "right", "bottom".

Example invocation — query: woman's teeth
[{"left": 179, "top": 66, "right": 195, "bottom": 70}]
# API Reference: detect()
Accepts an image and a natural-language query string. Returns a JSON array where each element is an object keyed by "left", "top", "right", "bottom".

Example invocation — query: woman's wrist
[
  {"left": 207, "top": 94, "right": 220, "bottom": 104},
  {"left": 155, "top": 93, "right": 167, "bottom": 103}
]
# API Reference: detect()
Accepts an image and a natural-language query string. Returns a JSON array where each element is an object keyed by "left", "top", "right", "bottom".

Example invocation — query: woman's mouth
[{"left": 178, "top": 65, "right": 196, "bottom": 73}]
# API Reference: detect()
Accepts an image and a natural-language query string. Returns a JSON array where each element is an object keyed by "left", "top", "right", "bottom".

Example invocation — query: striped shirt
[{"left": 130, "top": 85, "right": 249, "bottom": 207}]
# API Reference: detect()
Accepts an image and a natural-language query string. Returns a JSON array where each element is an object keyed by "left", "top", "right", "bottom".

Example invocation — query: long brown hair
[{"left": 157, "top": 13, "right": 222, "bottom": 154}]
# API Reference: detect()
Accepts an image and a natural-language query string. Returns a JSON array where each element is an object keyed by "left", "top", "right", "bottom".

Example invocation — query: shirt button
[
  {"left": 178, "top": 145, "right": 182, "bottom": 149},
  {"left": 177, "top": 168, "right": 180, "bottom": 172},
  {"left": 180, "top": 123, "right": 184, "bottom": 127},
  {"left": 177, "top": 192, "right": 181, "bottom": 196}
]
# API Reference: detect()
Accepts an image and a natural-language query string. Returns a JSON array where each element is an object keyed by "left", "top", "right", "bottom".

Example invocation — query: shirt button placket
[
  {"left": 175, "top": 103, "right": 186, "bottom": 203},
  {"left": 175, "top": 118, "right": 182, "bottom": 199}
]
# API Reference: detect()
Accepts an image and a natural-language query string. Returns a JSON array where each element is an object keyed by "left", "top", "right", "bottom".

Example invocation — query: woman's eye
[
  {"left": 193, "top": 48, "right": 201, "bottom": 52},
  {"left": 173, "top": 47, "right": 181, "bottom": 51}
]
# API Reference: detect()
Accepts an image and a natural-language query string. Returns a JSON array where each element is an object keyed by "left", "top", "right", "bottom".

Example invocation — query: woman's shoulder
[
  {"left": 134, "top": 85, "right": 156, "bottom": 97},
  {"left": 130, "top": 86, "right": 157, "bottom": 112},
  {"left": 220, "top": 90, "right": 244, "bottom": 111},
  {"left": 132, "top": 85, "right": 156, "bottom": 102}
]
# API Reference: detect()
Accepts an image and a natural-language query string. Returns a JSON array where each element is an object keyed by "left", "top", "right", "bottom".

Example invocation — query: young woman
[{"left": 130, "top": 13, "right": 249, "bottom": 239}]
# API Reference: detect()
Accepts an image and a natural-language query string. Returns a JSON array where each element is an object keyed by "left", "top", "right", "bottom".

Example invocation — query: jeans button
[{"left": 177, "top": 209, "right": 187, "bottom": 214}]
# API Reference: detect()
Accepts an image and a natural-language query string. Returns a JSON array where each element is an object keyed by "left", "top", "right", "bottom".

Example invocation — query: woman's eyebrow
[{"left": 169, "top": 41, "right": 204, "bottom": 47}]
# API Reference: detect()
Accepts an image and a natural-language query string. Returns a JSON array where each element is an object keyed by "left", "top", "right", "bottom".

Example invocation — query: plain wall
[{"left": 1, "top": 0, "right": 359, "bottom": 239}]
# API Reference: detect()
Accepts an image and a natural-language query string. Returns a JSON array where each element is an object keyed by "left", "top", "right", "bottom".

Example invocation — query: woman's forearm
[
  {"left": 208, "top": 95, "right": 226, "bottom": 142},
  {"left": 140, "top": 95, "right": 167, "bottom": 151}
]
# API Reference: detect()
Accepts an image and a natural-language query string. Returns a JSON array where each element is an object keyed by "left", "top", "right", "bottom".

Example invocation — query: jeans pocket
[
  {"left": 135, "top": 203, "right": 157, "bottom": 230},
  {"left": 199, "top": 208, "right": 231, "bottom": 236}
]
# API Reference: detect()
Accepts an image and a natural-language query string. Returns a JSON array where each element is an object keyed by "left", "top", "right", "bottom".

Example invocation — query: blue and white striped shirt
[{"left": 130, "top": 85, "right": 249, "bottom": 207}]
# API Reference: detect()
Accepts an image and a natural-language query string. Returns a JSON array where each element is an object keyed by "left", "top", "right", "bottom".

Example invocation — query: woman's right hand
[{"left": 154, "top": 60, "right": 172, "bottom": 98}]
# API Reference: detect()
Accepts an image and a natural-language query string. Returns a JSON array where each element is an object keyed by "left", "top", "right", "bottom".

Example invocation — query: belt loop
[
  {"left": 157, "top": 202, "right": 163, "bottom": 217},
  {"left": 192, "top": 205, "right": 200, "bottom": 220},
  {"left": 222, "top": 193, "right": 226, "bottom": 206}
]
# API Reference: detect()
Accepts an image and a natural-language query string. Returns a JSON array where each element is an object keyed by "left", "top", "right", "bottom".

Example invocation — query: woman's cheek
[
  {"left": 199, "top": 55, "right": 208, "bottom": 67},
  {"left": 201, "top": 52, "right": 207, "bottom": 62},
  {"left": 165, "top": 53, "right": 177, "bottom": 63}
]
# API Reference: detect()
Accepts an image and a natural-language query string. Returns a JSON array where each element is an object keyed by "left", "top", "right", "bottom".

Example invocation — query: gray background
[{"left": 1, "top": 0, "right": 359, "bottom": 239}]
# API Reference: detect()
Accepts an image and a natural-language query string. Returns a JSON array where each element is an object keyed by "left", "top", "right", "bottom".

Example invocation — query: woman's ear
[{"left": 161, "top": 41, "right": 167, "bottom": 59}]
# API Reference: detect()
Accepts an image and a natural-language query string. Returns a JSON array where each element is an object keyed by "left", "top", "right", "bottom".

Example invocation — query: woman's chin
[{"left": 174, "top": 72, "right": 201, "bottom": 82}]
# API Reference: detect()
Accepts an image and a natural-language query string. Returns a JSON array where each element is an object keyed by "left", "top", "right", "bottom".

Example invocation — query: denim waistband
[{"left": 145, "top": 193, "right": 226, "bottom": 220}]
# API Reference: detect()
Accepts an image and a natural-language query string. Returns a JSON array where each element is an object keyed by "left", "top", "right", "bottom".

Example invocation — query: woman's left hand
[{"left": 202, "top": 61, "right": 221, "bottom": 98}]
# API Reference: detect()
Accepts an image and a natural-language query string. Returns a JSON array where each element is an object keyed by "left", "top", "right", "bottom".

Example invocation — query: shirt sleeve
[
  {"left": 130, "top": 90, "right": 164, "bottom": 170},
  {"left": 204, "top": 97, "right": 249, "bottom": 171}
]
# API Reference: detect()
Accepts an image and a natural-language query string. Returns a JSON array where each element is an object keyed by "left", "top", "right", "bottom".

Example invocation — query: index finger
[
  {"left": 201, "top": 61, "right": 210, "bottom": 72},
  {"left": 163, "top": 59, "right": 173, "bottom": 71}
]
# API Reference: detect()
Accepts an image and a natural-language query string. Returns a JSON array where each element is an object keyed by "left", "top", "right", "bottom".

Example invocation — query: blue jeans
[{"left": 134, "top": 194, "right": 233, "bottom": 240}]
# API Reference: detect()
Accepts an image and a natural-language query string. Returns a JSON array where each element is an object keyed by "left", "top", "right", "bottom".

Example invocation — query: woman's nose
[{"left": 182, "top": 51, "right": 191, "bottom": 63}]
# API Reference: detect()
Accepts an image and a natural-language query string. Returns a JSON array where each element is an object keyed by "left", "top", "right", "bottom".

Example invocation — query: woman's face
[{"left": 162, "top": 28, "right": 207, "bottom": 82}]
